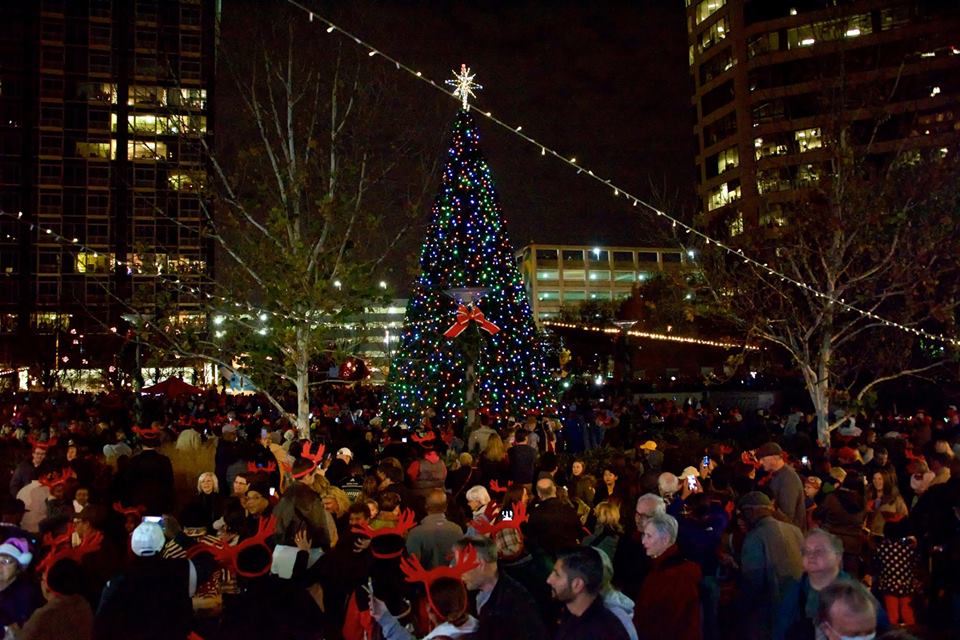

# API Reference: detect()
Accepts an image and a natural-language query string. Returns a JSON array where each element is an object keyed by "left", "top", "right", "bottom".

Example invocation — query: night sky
[{"left": 222, "top": 0, "right": 694, "bottom": 254}]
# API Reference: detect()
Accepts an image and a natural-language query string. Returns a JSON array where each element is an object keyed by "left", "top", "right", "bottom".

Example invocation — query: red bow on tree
[{"left": 443, "top": 304, "right": 500, "bottom": 339}]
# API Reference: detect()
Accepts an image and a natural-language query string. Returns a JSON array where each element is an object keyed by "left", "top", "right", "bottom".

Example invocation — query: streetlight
[{"left": 379, "top": 280, "right": 387, "bottom": 289}]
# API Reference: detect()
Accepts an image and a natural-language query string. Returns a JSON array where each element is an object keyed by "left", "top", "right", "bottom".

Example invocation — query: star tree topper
[{"left": 446, "top": 64, "right": 482, "bottom": 110}]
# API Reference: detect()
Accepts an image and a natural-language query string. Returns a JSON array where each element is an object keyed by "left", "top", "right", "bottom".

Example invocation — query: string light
[
  {"left": 281, "top": 0, "right": 959, "bottom": 349},
  {"left": 544, "top": 321, "right": 759, "bottom": 350}
]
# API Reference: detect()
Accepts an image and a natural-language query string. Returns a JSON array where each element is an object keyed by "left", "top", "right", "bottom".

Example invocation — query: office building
[
  {"left": 515, "top": 243, "right": 692, "bottom": 322},
  {"left": 0, "top": 0, "right": 217, "bottom": 374},
  {"left": 688, "top": 0, "right": 960, "bottom": 233}
]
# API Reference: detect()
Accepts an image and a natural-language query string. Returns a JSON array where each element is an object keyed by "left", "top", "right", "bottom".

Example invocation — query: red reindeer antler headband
[
  {"left": 488, "top": 480, "right": 512, "bottom": 494},
  {"left": 37, "top": 525, "right": 103, "bottom": 576},
  {"left": 39, "top": 468, "right": 76, "bottom": 489},
  {"left": 113, "top": 502, "right": 146, "bottom": 519},
  {"left": 132, "top": 425, "right": 163, "bottom": 439},
  {"left": 411, "top": 431, "right": 437, "bottom": 445},
  {"left": 247, "top": 461, "right": 277, "bottom": 474},
  {"left": 186, "top": 515, "right": 276, "bottom": 577},
  {"left": 469, "top": 500, "right": 529, "bottom": 537},
  {"left": 289, "top": 442, "right": 325, "bottom": 479},
  {"left": 28, "top": 436, "right": 58, "bottom": 450},
  {"left": 351, "top": 509, "right": 417, "bottom": 559},
  {"left": 399, "top": 545, "right": 480, "bottom": 620}
]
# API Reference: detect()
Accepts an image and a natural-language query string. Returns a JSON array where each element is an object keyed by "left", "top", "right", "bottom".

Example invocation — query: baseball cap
[
  {"left": 131, "top": 521, "right": 165, "bottom": 557},
  {"left": 639, "top": 441, "right": 657, "bottom": 451},
  {"left": 680, "top": 466, "right": 701, "bottom": 479},
  {"left": 755, "top": 442, "right": 783, "bottom": 459},
  {"left": 737, "top": 491, "right": 773, "bottom": 510}
]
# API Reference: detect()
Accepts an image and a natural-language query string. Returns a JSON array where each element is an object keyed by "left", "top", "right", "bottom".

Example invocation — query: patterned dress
[{"left": 876, "top": 537, "right": 922, "bottom": 596}]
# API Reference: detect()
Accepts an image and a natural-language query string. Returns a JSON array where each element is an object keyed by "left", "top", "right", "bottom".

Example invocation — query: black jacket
[
  {"left": 94, "top": 556, "right": 193, "bottom": 640},
  {"left": 469, "top": 572, "right": 547, "bottom": 640},
  {"left": 525, "top": 497, "right": 583, "bottom": 558},
  {"left": 508, "top": 445, "right": 536, "bottom": 485},
  {"left": 123, "top": 449, "right": 175, "bottom": 515},
  {"left": 556, "top": 596, "right": 631, "bottom": 640}
]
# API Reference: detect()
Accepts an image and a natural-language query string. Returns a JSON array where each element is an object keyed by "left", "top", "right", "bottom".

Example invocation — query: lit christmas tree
[{"left": 386, "top": 66, "right": 555, "bottom": 425}]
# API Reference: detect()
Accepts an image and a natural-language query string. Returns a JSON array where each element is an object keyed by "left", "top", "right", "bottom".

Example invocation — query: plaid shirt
[{"left": 494, "top": 525, "right": 524, "bottom": 560}]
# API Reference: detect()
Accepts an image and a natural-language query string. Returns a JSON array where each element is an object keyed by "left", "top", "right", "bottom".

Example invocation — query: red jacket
[{"left": 633, "top": 544, "right": 702, "bottom": 640}]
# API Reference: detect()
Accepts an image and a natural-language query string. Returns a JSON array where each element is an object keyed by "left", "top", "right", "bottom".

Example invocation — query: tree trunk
[
  {"left": 813, "top": 339, "right": 832, "bottom": 447},
  {"left": 465, "top": 361, "right": 476, "bottom": 434},
  {"left": 295, "top": 327, "right": 311, "bottom": 439}
]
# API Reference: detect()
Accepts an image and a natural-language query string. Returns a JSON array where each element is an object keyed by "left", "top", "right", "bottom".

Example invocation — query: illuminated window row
[
  {"left": 537, "top": 290, "right": 634, "bottom": 303},
  {"left": 754, "top": 128, "right": 822, "bottom": 160}
]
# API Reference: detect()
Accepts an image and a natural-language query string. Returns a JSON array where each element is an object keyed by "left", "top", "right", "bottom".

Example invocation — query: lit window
[
  {"left": 754, "top": 137, "right": 789, "bottom": 160},
  {"left": 706, "top": 181, "right": 741, "bottom": 211},
  {"left": 695, "top": 0, "right": 725, "bottom": 25},
  {"left": 75, "top": 252, "right": 114, "bottom": 274},
  {"left": 537, "top": 290, "right": 559, "bottom": 301},
  {"left": 168, "top": 171, "right": 205, "bottom": 191},
  {"left": 698, "top": 17, "right": 728, "bottom": 53},
  {"left": 76, "top": 142, "right": 111, "bottom": 159},
  {"left": 614, "top": 271, "right": 635, "bottom": 282},
  {"left": 536, "top": 270, "right": 559, "bottom": 281},
  {"left": 795, "top": 128, "right": 822, "bottom": 152},
  {"left": 128, "top": 140, "right": 168, "bottom": 161},
  {"left": 562, "top": 269, "right": 585, "bottom": 281},
  {"left": 563, "top": 290, "right": 587, "bottom": 301},
  {"left": 588, "top": 270, "right": 611, "bottom": 281},
  {"left": 77, "top": 82, "right": 116, "bottom": 103},
  {"left": 590, "top": 291, "right": 612, "bottom": 301},
  {"left": 717, "top": 146, "right": 739, "bottom": 173},
  {"left": 129, "top": 86, "right": 166, "bottom": 106}
]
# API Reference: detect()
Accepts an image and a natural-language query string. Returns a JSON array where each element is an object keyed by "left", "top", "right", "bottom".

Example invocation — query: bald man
[
  {"left": 525, "top": 478, "right": 583, "bottom": 558},
  {"left": 405, "top": 489, "right": 464, "bottom": 569}
]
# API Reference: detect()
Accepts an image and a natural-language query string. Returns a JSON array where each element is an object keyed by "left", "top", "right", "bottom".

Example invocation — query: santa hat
[{"left": 0, "top": 538, "right": 32, "bottom": 569}]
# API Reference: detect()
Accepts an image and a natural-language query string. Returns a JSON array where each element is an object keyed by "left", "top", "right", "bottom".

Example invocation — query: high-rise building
[
  {"left": 687, "top": 0, "right": 960, "bottom": 234},
  {"left": 0, "top": 0, "right": 217, "bottom": 376},
  {"left": 515, "top": 243, "right": 693, "bottom": 322}
]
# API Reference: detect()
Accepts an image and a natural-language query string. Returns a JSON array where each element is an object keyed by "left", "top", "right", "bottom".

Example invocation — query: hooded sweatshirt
[{"left": 604, "top": 590, "right": 638, "bottom": 640}]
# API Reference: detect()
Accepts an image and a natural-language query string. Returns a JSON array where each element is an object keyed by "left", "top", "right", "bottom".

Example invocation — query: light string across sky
[{"left": 283, "top": 0, "right": 959, "bottom": 349}]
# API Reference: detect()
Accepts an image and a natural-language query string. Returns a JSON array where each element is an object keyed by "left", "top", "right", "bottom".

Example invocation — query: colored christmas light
[{"left": 385, "top": 108, "right": 556, "bottom": 423}]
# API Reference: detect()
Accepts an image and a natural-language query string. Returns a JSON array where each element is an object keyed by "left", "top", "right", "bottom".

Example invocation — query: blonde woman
[
  {"left": 583, "top": 500, "right": 624, "bottom": 560},
  {"left": 478, "top": 433, "right": 509, "bottom": 485}
]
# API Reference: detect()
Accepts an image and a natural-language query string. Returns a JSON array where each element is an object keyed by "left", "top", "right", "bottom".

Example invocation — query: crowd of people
[{"left": 0, "top": 384, "right": 956, "bottom": 640}]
